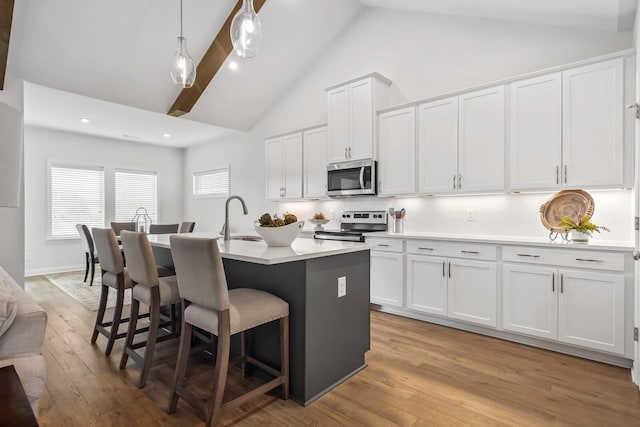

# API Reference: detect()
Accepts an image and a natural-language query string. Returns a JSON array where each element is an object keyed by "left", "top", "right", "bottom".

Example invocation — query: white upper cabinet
[
  {"left": 264, "top": 132, "right": 303, "bottom": 201},
  {"left": 378, "top": 107, "right": 416, "bottom": 196},
  {"left": 510, "top": 58, "right": 624, "bottom": 190},
  {"left": 510, "top": 73, "right": 562, "bottom": 190},
  {"left": 417, "top": 86, "right": 504, "bottom": 195},
  {"left": 327, "top": 74, "right": 391, "bottom": 163},
  {"left": 303, "top": 126, "right": 328, "bottom": 199},
  {"left": 563, "top": 58, "right": 624, "bottom": 187},
  {"left": 418, "top": 97, "right": 459, "bottom": 194}
]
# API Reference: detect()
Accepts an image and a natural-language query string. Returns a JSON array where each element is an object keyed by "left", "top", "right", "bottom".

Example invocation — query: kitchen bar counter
[
  {"left": 367, "top": 231, "right": 634, "bottom": 252},
  {"left": 148, "top": 233, "right": 371, "bottom": 406}
]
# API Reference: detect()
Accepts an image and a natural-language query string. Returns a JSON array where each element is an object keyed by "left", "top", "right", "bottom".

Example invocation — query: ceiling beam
[
  {"left": 0, "top": 0, "right": 14, "bottom": 90},
  {"left": 168, "top": 0, "right": 267, "bottom": 117}
]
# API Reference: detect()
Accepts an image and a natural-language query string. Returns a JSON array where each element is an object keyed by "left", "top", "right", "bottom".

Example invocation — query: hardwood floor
[{"left": 26, "top": 275, "right": 640, "bottom": 426}]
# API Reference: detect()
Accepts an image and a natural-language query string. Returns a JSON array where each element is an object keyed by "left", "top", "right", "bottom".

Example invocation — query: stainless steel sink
[{"left": 229, "top": 235, "right": 263, "bottom": 242}]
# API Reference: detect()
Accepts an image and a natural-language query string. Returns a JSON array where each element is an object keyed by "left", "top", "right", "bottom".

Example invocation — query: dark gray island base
[{"left": 152, "top": 241, "right": 370, "bottom": 405}]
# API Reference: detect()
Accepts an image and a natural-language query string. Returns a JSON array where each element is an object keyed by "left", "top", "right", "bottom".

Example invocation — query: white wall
[
  {"left": 24, "top": 126, "right": 184, "bottom": 275},
  {"left": 184, "top": 8, "right": 634, "bottom": 241},
  {"left": 0, "top": 75, "right": 25, "bottom": 284}
]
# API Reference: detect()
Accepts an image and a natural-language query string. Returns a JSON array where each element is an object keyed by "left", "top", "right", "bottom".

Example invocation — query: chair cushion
[
  {"left": 102, "top": 270, "right": 133, "bottom": 289},
  {"left": 132, "top": 275, "right": 180, "bottom": 306},
  {"left": 184, "top": 288, "right": 288, "bottom": 336}
]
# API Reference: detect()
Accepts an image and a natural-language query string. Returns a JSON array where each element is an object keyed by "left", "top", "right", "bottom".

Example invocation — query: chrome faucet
[{"left": 223, "top": 195, "right": 248, "bottom": 241}]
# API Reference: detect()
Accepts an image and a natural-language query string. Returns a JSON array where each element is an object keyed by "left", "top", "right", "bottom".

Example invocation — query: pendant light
[
  {"left": 170, "top": 0, "right": 196, "bottom": 88},
  {"left": 230, "top": 0, "right": 262, "bottom": 58}
]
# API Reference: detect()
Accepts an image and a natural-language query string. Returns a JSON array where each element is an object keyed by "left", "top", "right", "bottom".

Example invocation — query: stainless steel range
[{"left": 314, "top": 210, "right": 388, "bottom": 242}]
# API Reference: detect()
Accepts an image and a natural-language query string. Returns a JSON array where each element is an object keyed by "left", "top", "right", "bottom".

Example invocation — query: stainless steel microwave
[{"left": 327, "top": 160, "right": 376, "bottom": 197}]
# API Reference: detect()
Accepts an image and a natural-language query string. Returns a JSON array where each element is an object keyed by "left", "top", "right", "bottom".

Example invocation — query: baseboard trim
[{"left": 25, "top": 264, "right": 84, "bottom": 277}]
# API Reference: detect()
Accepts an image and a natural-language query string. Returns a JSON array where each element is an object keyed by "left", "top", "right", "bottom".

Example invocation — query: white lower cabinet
[
  {"left": 370, "top": 250, "right": 404, "bottom": 307},
  {"left": 503, "top": 259, "right": 625, "bottom": 355},
  {"left": 406, "top": 255, "right": 447, "bottom": 315},
  {"left": 447, "top": 259, "right": 497, "bottom": 327}
]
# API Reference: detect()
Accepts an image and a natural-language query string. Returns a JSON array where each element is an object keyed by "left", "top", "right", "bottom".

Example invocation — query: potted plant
[{"left": 559, "top": 216, "right": 610, "bottom": 242}]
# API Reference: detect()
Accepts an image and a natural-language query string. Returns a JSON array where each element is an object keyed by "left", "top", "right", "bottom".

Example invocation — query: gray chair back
[
  {"left": 76, "top": 223, "right": 95, "bottom": 254},
  {"left": 120, "top": 231, "right": 159, "bottom": 287},
  {"left": 92, "top": 228, "right": 124, "bottom": 274},
  {"left": 170, "top": 235, "right": 230, "bottom": 312},
  {"left": 179, "top": 222, "right": 195, "bottom": 233},
  {"left": 149, "top": 223, "right": 179, "bottom": 234},
  {"left": 111, "top": 221, "right": 136, "bottom": 235}
]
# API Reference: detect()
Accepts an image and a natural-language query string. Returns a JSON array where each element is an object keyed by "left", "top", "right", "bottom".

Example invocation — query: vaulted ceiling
[{"left": 5, "top": 0, "right": 638, "bottom": 147}]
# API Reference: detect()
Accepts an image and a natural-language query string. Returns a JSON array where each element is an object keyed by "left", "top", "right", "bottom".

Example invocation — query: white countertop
[
  {"left": 365, "top": 231, "right": 634, "bottom": 252},
  {"left": 147, "top": 232, "right": 369, "bottom": 265}
]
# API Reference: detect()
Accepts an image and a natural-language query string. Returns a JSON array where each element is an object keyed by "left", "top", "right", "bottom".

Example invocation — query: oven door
[{"left": 326, "top": 160, "right": 376, "bottom": 196}]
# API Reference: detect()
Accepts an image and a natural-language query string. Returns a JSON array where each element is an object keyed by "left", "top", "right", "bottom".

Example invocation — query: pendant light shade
[
  {"left": 170, "top": 0, "right": 196, "bottom": 88},
  {"left": 230, "top": 0, "right": 262, "bottom": 58}
]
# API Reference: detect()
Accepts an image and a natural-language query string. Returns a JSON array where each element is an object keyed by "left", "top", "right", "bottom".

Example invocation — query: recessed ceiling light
[
  {"left": 163, "top": 133, "right": 171, "bottom": 138},
  {"left": 229, "top": 61, "right": 238, "bottom": 71},
  {"left": 79, "top": 117, "right": 90, "bottom": 123}
]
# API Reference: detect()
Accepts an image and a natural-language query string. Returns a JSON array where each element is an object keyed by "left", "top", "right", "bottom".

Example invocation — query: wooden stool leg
[
  {"left": 168, "top": 319, "right": 192, "bottom": 414},
  {"left": 91, "top": 283, "right": 109, "bottom": 344},
  {"left": 138, "top": 288, "right": 161, "bottom": 388},
  {"left": 120, "top": 298, "right": 140, "bottom": 369},
  {"left": 240, "top": 331, "right": 247, "bottom": 377},
  {"left": 206, "top": 311, "right": 230, "bottom": 427},
  {"left": 105, "top": 282, "right": 125, "bottom": 356},
  {"left": 280, "top": 316, "right": 289, "bottom": 400},
  {"left": 89, "top": 254, "right": 96, "bottom": 286},
  {"left": 83, "top": 252, "right": 89, "bottom": 282}
]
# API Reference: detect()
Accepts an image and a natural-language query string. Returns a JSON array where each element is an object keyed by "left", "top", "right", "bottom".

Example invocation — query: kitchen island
[{"left": 148, "top": 233, "right": 371, "bottom": 406}]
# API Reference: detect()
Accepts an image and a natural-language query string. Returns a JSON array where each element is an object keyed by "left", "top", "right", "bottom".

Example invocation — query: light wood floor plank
[{"left": 25, "top": 275, "right": 640, "bottom": 426}]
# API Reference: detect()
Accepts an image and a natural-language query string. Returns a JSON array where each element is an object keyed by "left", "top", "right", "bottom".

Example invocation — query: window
[
  {"left": 193, "top": 166, "right": 229, "bottom": 197},
  {"left": 49, "top": 163, "right": 104, "bottom": 239},
  {"left": 115, "top": 169, "right": 158, "bottom": 223}
]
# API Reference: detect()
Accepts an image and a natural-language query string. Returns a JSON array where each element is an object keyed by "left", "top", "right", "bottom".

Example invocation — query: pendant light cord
[{"left": 180, "top": 0, "right": 183, "bottom": 38}]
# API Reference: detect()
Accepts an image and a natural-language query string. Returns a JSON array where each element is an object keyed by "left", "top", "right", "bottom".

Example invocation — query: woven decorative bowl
[
  {"left": 539, "top": 190, "right": 594, "bottom": 234},
  {"left": 254, "top": 221, "right": 304, "bottom": 247}
]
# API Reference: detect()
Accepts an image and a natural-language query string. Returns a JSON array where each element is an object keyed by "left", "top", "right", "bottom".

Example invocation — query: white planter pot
[{"left": 569, "top": 230, "right": 590, "bottom": 243}]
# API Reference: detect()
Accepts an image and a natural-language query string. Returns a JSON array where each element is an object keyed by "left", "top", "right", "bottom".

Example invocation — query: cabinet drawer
[
  {"left": 406, "top": 240, "right": 496, "bottom": 261},
  {"left": 503, "top": 246, "right": 624, "bottom": 271},
  {"left": 367, "top": 238, "right": 404, "bottom": 253}
]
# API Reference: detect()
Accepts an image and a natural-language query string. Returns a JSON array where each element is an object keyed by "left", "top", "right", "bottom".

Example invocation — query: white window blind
[
  {"left": 115, "top": 169, "right": 158, "bottom": 223},
  {"left": 193, "top": 167, "right": 229, "bottom": 197},
  {"left": 50, "top": 164, "right": 104, "bottom": 239}
]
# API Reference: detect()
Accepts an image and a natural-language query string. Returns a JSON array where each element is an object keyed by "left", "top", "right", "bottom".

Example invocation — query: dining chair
[
  {"left": 111, "top": 221, "right": 136, "bottom": 235},
  {"left": 91, "top": 227, "right": 133, "bottom": 356},
  {"left": 76, "top": 224, "right": 99, "bottom": 286},
  {"left": 178, "top": 222, "right": 195, "bottom": 233},
  {"left": 119, "top": 231, "right": 181, "bottom": 388},
  {"left": 167, "top": 235, "right": 289, "bottom": 425},
  {"left": 148, "top": 223, "right": 179, "bottom": 234}
]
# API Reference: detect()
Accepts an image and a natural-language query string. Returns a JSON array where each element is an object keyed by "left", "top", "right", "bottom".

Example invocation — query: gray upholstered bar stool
[
  {"left": 91, "top": 227, "right": 132, "bottom": 356},
  {"left": 167, "top": 235, "right": 289, "bottom": 426},
  {"left": 119, "top": 230, "right": 181, "bottom": 388}
]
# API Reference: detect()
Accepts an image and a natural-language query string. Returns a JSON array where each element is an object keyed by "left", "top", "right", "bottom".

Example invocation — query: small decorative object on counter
[
  {"left": 132, "top": 207, "right": 153, "bottom": 233},
  {"left": 559, "top": 215, "right": 610, "bottom": 243},
  {"left": 539, "top": 189, "right": 595, "bottom": 241},
  {"left": 255, "top": 212, "right": 304, "bottom": 246},
  {"left": 309, "top": 212, "right": 330, "bottom": 231}
]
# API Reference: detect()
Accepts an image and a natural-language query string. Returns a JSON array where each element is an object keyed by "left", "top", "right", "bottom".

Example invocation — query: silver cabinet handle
[
  {"left": 453, "top": 174, "right": 456, "bottom": 190},
  {"left": 448, "top": 262, "right": 451, "bottom": 278},
  {"left": 517, "top": 253, "right": 540, "bottom": 258},
  {"left": 457, "top": 174, "right": 462, "bottom": 190},
  {"left": 376, "top": 244, "right": 390, "bottom": 247},
  {"left": 575, "top": 258, "right": 603, "bottom": 263},
  {"left": 560, "top": 274, "right": 564, "bottom": 293},
  {"left": 556, "top": 166, "right": 559, "bottom": 185},
  {"left": 552, "top": 273, "right": 555, "bottom": 292},
  {"left": 442, "top": 261, "right": 445, "bottom": 277},
  {"left": 460, "top": 250, "right": 479, "bottom": 254},
  {"left": 344, "top": 147, "right": 347, "bottom": 159},
  {"left": 564, "top": 165, "right": 567, "bottom": 184},
  {"left": 417, "top": 247, "right": 434, "bottom": 251}
]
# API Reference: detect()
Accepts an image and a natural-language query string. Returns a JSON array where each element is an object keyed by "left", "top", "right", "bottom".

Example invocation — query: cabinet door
[
  {"left": 303, "top": 127, "right": 328, "bottom": 199},
  {"left": 503, "top": 264, "right": 558, "bottom": 340},
  {"left": 447, "top": 259, "right": 497, "bottom": 327},
  {"left": 378, "top": 107, "right": 416, "bottom": 195},
  {"left": 558, "top": 270, "right": 625, "bottom": 355},
  {"left": 327, "top": 85, "right": 349, "bottom": 162},
  {"left": 562, "top": 58, "right": 624, "bottom": 187},
  {"left": 406, "top": 254, "right": 447, "bottom": 316},
  {"left": 510, "top": 73, "right": 562, "bottom": 190},
  {"left": 458, "top": 86, "right": 505, "bottom": 192},
  {"left": 349, "top": 78, "right": 374, "bottom": 160},
  {"left": 265, "top": 137, "right": 283, "bottom": 200},
  {"left": 417, "top": 97, "right": 459, "bottom": 194},
  {"left": 370, "top": 251, "right": 404, "bottom": 307},
  {"left": 282, "top": 133, "right": 303, "bottom": 199}
]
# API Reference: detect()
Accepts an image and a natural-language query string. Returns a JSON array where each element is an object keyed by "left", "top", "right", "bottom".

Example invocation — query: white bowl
[
  {"left": 254, "top": 221, "right": 304, "bottom": 247},
  {"left": 308, "top": 218, "right": 330, "bottom": 231}
]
